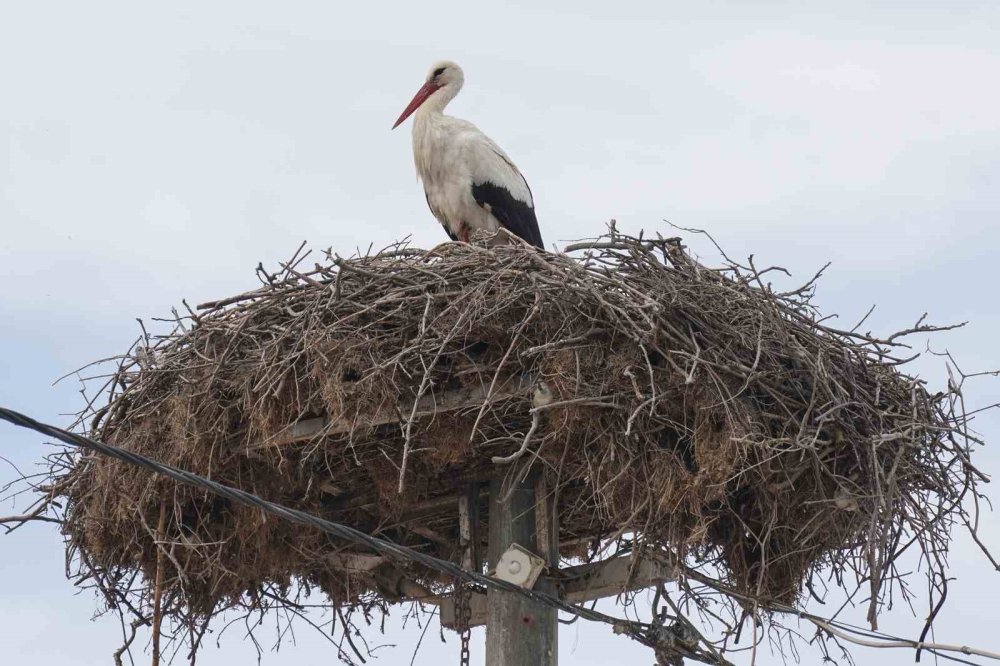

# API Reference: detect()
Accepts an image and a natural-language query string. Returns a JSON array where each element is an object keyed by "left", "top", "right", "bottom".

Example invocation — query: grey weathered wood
[
  {"left": 458, "top": 491, "right": 473, "bottom": 571},
  {"left": 484, "top": 474, "right": 557, "bottom": 666},
  {"left": 327, "top": 552, "right": 384, "bottom": 573},
  {"left": 468, "top": 483, "right": 481, "bottom": 573},
  {"left": 458, "top": 482, "right": 482, "bottom": 573},
  {"left": 534, "top": 475, "right": 556, "bottom": 568},
  {"left": 561, "top": 555, "right": 676, "bottom": 604},
  {"left": 439, "top": 554, "right": 677, "bottom": 629},
  {"left": 406, "top": 523, "right": 451, "bottom": 547}
]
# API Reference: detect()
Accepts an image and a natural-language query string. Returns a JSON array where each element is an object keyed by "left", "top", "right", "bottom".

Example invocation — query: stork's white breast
[{"left": 413, "top": 114, "right": 532, "bottom": 237}]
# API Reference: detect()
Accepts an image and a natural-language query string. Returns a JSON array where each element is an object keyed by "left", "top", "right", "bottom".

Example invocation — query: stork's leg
[{"left": 459, "top": 223, "right": 470, "bottom": 243}]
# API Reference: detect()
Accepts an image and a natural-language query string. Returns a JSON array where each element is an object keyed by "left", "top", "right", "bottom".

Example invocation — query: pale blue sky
[{"left": 2, "top": 1, "right": 999, "bottom": 664}]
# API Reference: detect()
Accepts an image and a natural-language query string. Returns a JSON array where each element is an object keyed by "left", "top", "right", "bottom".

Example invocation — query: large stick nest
[{"left": 55, "top": 228, "right": 983, "bottom": 653}]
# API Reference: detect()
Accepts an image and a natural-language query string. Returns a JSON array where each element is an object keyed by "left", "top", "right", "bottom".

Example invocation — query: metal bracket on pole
[{"left": 494, "top": 542, "right": 546, "bottom": 588}]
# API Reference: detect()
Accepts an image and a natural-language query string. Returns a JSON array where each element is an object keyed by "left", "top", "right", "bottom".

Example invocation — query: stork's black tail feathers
[{"left": 472, "top": 182, "right": 544, "bottom": 249}]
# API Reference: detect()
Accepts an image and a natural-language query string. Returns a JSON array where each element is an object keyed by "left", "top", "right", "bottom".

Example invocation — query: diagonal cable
[{"left": 0, "top": 405, "right": 703, "bottom": 658}]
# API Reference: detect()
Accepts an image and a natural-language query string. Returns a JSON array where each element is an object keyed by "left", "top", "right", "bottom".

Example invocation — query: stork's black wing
[{"left": 472, "top": 181, "right": 544, "bottom": 249}]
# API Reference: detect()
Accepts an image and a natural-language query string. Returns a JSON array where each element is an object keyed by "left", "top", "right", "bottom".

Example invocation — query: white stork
[{"left": 392, "top": 61, "right": 544, "bottom": 249}]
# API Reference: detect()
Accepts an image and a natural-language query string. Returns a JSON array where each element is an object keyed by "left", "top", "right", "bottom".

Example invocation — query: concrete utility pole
[{"left": 484, "top": 473, "right": 558, "bottom": 666}]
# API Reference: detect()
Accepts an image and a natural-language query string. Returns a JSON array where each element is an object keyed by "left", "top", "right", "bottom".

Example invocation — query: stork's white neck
[
  {"left": 410, "top": 77, "right": 465, "bottom": 183},
  {"left": 415, "top": 81, "right": 460, "bottom": 120},
  {"left": 412, "top": 84, "right": 459, "bottom": 180}
]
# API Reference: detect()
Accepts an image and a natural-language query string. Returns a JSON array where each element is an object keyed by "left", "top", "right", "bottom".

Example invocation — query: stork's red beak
[{"left": 392, "top": 81, "right": 441, "bottom": 129}]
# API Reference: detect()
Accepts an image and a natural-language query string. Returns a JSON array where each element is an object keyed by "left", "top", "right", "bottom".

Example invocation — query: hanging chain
[
  {"left": 456, "top": 581, "right": 471, "bottom": 666},
  {"left": 456, "top": 484, "right": 475, "bottom": 666}
]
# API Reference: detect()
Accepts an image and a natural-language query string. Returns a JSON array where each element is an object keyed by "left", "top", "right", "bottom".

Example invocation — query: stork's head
[{"left": 392, "top": 61, "right": 465, "bottom": 129}]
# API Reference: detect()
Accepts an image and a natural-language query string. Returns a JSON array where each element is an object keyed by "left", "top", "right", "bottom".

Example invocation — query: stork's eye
[{"left": 433, "top": 66, "right": 446, "bottom": 78}]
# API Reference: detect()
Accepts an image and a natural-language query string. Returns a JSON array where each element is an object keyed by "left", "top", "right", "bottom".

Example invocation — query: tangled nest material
[{"left": 34, "top": 228, "right": 990, "bottom": 662}]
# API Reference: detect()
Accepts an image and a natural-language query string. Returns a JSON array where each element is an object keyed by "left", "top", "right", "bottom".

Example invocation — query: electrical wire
[
  {"left": 0, "top": 406, "right": 686, "bottom": 657},
  {"left": 4, "top": 405, "right": 997, "bottom": 664}
]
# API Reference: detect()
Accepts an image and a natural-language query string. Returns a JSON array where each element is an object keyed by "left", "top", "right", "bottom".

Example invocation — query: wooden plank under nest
[
  {"left": 438, "top": 555, "right": 677, "bottom": 629},
  {"left": 250, "top": 371, "right": 536, "bottom": 449},
  {"left": 328, "top": 552, "right": 384, "bottom": 573}
]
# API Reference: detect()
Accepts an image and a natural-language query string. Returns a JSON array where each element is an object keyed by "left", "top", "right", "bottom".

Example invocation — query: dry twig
[{"left": 8, "top": 227, "right": 994, "bottom": 665}]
